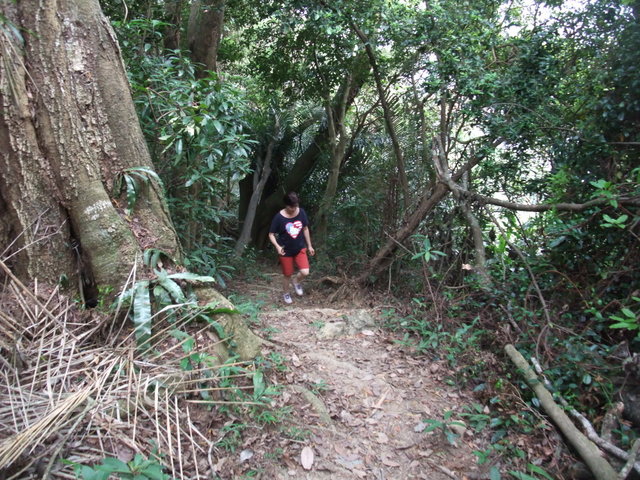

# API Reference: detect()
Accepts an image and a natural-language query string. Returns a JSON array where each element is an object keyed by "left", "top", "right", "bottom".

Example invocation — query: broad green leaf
[
  {"left": 527, "top": 464, "right": 554, "bottom": 480},
  {"left": 611, "top": 321, "right": 638, "bottom": 330},
  {"left": 212, "top": 119, "right": 224, "bottom": 134},
  {"left": 96, "top": 457, "right": 130, "bottom": 473},
  {"left": 153, "top": 284, "right": 172, "bottom": 306},
  {"left": 621, "top": 308, "right": 635, "bottom": 319},
  {"left": 124, "top": 174, "right": 138, "bottom": 214},
  {"left": 78, "top": 466, "right": 110, "bottom": 480},
  {"left": 167, "top": 272, "right": 216, "bottom": 282},
  {"left": 133, "top": 280, "right": 152, "bottom": 347},
  {"left": 170, "top": 329, "right": 195, "bottom": 353},
  {"left": 141, "top": 464, "right": 168, "bottom": 480},
  {"left": 158, "top": 277, "right": 187, "bottom": 303}
]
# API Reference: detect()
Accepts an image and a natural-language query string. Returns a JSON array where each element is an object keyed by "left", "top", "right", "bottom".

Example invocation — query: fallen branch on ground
[
  {"left": 530, "top": 357, "right": 640, "bottom": 475},
  {"left": 505, "top": 344, "right": 618, "bottom": 480}
]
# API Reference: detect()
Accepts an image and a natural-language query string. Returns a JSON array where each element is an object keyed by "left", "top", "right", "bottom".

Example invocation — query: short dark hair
[{"left": 283, "top": 192, "right": 299, "bottom": 206}]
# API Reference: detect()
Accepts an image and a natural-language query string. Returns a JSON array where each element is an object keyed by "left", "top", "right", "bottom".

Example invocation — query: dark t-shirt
[{"left": 269, "top": 208, "right": 309, "bottom": 256}]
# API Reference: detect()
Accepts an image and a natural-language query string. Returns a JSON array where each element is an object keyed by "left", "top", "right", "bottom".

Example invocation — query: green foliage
[
  {"left": 420, "top": 410, "right": 466, "bottom": 445},
  {"left": 508, "top": 465, "right": 555, "bottom": 480},
  {"left": 143, "top": 248, "right": 171, "bottom": 270},
  {"left": 228, "top": 294, "right": 266, "bottom": 326},
  {"left": 590, "top": 179, "right": 620, "bottom": 208},
  {"left": 609, "top": 297, "right": 640, "bottom": 338},
  {"left": 256, "top": 352, "right": 288, "bottom": 373},
  {"left": 68, "top": 453, "right": 172, "bottom": 480},
  {"left": 183, "top": 242, "right": 235, "bottom": 288},
  {"left": 113, "top": 16, "right": 254, "bottom": 273},
  {"left": 117, "top": 269, "right": 217, "bottom": 351},
  {"left": 113, "top": 167, "right": 164, "bottom": 215},
  {"left": 130, "top": 52, "right": 253, "bottom": 240},
  {"left": 216, "top": 421, "right": 247, "bottom": 452},
  {"left": 411, "top": 235, "right": 446, "bottom": 263},
  {"left": 383, "top": 307, "right": 485, "bottom": 368}
]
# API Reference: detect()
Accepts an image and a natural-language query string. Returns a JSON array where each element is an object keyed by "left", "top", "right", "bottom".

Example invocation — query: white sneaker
[
  {"left": 283, "top": 293, "right": 293, "bottom": 304},
  {"left": 293, "top": 283, "right": 304, "bottom": 296}
]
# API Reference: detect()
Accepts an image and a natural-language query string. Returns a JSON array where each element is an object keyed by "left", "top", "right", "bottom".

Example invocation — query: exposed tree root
[{"left": 289, "top": 385, "right": 334, "bottom": 426}]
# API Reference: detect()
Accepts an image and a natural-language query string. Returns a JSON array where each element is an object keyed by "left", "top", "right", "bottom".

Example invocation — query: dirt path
[{"left": 222, "top": 267, "right": 485, "bottom": 480}]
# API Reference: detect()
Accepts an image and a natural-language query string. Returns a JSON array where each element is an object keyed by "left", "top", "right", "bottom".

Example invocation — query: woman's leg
[
  {"left": 278, "top": 256, "right": 295, "bottom": 303},
  {"left": 293, "top": 269, "right": 309, "bottom": 285},
  {"left": 283, "top": 274, "right": 292, "bottom": 292},
  {"left": 292, "top": 249, "right": 310, "bottom": 295}
]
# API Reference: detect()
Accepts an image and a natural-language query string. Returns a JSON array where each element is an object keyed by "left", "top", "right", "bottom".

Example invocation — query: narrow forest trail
[{"left": 222, "top": 263, "right": 487, "bottom": 479}]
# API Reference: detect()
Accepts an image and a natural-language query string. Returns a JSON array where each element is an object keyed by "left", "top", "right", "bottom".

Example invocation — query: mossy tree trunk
[
  {"left": 0, "top": 0, "right": 262, "bottom": 359},
  {"left": 0, "top": 0, "right": 177, "bottom": 296}
]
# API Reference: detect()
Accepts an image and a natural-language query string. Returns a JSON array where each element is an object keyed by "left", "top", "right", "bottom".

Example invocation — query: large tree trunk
[
  {"left": 1, "top": 0, "right": 179, "bottom": 295},
  {"left": 187, "top": 0, "right": 225, "bottom": 75},
  {"left": 0, "top": 0, "right": 262, "bottom": 358}
]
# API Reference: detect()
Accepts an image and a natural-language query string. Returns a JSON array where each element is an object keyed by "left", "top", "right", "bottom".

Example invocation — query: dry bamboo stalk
[
  {"left": 174, "top": 396, "right": 183, "bottom": 480},
  {"left": 186, "top": 405, "right": 201, "bottom": 479},
  {"left": 165, "top": 389, "right": 176, "bottom": 478},
  {"left": 0, "top": 388, "right": 91, "bottom": 468}
]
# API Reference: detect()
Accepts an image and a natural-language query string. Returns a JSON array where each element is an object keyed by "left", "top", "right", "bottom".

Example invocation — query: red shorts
[{"left": 279, "top": 248, "right": 309, "bottom": 276}]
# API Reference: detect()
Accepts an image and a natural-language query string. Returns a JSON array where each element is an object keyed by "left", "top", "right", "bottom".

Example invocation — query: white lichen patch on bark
[{"left": 83, "top": 200, "right": 111, "bottom": 221}]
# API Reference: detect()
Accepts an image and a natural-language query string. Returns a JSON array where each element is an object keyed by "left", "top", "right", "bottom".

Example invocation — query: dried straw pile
[{"left": 0, "top": 261, "right": 246, "bottom": 479}]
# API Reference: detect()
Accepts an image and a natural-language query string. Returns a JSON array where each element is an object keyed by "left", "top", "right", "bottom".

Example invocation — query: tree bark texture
[
  {"left": 0, "top": 0, "right": 179, "bottom": 294},
  {"left": 187, "top": 0, "right": 225, "bottom": 75},
  {"left": 315, "top": 85, "right": 350, "bottom": 246}
]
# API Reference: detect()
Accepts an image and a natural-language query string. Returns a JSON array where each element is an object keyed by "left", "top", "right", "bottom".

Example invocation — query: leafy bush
[{"left": 68, "top": 453, "right": 171, "bottom": 480}]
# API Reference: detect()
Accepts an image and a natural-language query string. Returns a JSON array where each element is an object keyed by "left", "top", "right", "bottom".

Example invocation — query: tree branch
[
  {"left": 505, "top": 344, "right": 619, "bottom": 480},
  {"left": 458, "top": 189, "right": 640, "bottom": 212}
]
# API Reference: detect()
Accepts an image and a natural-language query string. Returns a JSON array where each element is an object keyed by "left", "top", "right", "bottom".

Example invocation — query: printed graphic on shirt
[{"left": 286, "top": 221, "right": 303, "bottom": 239}]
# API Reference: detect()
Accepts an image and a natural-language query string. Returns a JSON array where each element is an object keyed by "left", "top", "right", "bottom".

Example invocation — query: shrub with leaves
[
  {"left": 69, "top": 453, "right": 172, "bottom": 480},
  {"left": 113, "top": 167, "right": 164, "bottom": 215},
  {"left": 117, "top": 268, "right": 217, "bottom": 351}
]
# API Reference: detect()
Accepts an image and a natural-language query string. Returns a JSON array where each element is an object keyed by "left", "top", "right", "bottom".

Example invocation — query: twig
[{"left": 619, "top": 439, "right": 640, "bottom": 480}]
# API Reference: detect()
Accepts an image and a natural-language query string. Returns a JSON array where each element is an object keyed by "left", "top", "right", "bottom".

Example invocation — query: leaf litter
[{"left": 0, "top": 260, "right": 501, "bottom": 480}]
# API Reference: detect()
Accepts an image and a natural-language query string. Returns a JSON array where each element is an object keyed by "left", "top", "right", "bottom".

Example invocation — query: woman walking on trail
[{"left": 268, "top": 192, "right": 315, "bottom": 304}]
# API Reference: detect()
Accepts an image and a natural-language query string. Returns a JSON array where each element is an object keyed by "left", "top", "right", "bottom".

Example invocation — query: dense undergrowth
[{"left": 349, "top": 215, "right": 640, "bottom": 478}]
